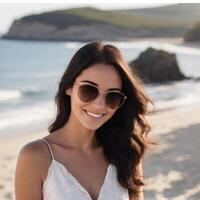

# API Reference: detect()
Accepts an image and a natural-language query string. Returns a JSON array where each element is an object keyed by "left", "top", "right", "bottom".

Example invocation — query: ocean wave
[
  {"left": 0, "top": 88, "right": 46, "bottom": 102},
  {"left": 148, "top": 80, "right": 200, "bottom": 110},
  {"left": 0, "top": 101, "right": 55, "bottom": 130},
  {"left": 0, "top": 89, "right": 22, "bottom": 101},
  {"left": 64, "top": 42, "right": 85, "bottom": 49},
  {"left": 22, "top": 88, "right": 46, "bottom": 96}
]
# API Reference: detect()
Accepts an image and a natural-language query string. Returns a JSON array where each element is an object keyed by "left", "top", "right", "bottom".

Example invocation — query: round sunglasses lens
[
  {"left": 78, "top": 85, "right": 98, "bottom": 102},
  {"left": 106, "top": 92, "right": 125, "bottom": 109}
]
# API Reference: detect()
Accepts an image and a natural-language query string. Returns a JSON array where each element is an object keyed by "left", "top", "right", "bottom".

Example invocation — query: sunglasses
[{"left": 75, "top": 82, "right": 127, "bottom": 109}]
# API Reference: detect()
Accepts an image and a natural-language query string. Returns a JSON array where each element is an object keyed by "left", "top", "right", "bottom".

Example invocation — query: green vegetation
[
  {"left": 54, "top": 7, "right": 185, "bottom": 29},
  {"left": 21, "top": 4, "right": 200, "bottom": 30},
  {"left": 116, "top": 3, "right": 200, "bottom": 28}
]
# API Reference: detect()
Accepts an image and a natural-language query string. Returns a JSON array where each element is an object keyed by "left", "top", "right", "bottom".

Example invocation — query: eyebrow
[{"left": 80, "top": 80, "right": 121, "bottom": 91}]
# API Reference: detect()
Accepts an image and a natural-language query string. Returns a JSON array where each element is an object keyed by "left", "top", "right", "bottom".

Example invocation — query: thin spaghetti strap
[{"left": 41, "top": 138, "right": 54, "bottom": 161}]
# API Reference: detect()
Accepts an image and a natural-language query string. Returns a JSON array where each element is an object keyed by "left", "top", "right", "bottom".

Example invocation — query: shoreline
[
  {"left": 124, "top": 36, "right": 200, "bottom": 49},
  {"left": 0, "top": 36, "right": 187, "bottom": 45},
  {"left": 2, "top": 36, "right": 200, "bottom": 52},
  {"left": 3, "top": 36, "right": 200, "bottom": 52},
  {"left": 127, "top": 36, "right": 184, "bottom": 45}
]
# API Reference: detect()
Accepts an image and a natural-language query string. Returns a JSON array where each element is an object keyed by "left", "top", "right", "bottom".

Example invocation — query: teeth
[{"left": 85, "top": 110, "right": 103, "bottom": 118}]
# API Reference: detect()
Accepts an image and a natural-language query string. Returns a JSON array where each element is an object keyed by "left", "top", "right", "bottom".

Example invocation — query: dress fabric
[{"left": 41, "top": 138, "right": 129, "bottom": 200}]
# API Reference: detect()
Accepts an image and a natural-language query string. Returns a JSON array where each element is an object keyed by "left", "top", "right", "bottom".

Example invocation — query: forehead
[{"left": 76, "top": 63, "right": 122, "bottom": 89}]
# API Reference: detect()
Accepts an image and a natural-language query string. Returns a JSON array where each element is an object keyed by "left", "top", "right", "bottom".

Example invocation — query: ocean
[{"left": 0, "top": 39, "right": 200, "bottom": 138}]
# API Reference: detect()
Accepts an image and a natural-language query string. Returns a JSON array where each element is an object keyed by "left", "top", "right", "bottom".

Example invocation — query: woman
[{"left": 15, "top": 41, "right": 154, "bottom": 200}]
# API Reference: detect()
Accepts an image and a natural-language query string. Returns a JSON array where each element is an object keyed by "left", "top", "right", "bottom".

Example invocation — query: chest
[
  {"left": 52, "top": 148, "right": 110, "bottom": 200},
  {"left": 43, "top": 161, "right": 129, "bottom": 200},
  {"left": 67, "top": 162, "right": 109, "bottom": 200}
]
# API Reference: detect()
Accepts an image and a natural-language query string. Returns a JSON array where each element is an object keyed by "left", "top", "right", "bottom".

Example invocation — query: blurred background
[{"left": 0, "top": 1, "right": 200, "bottom": 200}]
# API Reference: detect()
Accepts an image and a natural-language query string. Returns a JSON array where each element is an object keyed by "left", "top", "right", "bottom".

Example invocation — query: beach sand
[
  {"left": 0, "top": 104, "right": 199, "bottom": 200},
  {"left": 129, "top": 37, "right": 184, "bottom": 45},
  {"left": 143, "top": 105, "right": 200, "bottom": 199}
]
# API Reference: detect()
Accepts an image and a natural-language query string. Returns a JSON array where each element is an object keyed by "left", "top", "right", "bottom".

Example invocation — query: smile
[{"left": 84, "top": 110, "right": 104, "bottom": 118}]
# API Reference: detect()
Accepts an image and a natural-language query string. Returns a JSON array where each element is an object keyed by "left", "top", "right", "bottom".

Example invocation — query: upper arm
[{"left": 15, "top": 140, "right": 45, "bottom": 200}]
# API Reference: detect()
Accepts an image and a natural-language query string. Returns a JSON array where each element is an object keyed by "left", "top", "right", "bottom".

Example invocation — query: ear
[{"left": 65, "top": 88, "right": 72, "bottom": 96}]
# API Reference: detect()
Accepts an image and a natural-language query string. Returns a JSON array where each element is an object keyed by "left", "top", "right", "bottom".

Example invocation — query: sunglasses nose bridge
[{"left": 92, "top": 91, "right": 107, "bottom": 108}]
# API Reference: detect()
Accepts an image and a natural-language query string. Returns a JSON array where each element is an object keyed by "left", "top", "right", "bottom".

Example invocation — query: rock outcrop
[
  {"left": 184, "top": 22, "right": 200, "bottom": 42},
  {"left": 3, "top": 12, "right": 138, "bottom": 41},
  {"left": 129, "top": 47, "right": 188, "bottom": 83}
]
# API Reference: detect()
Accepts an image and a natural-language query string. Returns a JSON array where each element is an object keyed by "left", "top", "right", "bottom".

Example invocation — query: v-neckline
[{"left": 52, "top": 159, "right": 111, "bottom": 200}]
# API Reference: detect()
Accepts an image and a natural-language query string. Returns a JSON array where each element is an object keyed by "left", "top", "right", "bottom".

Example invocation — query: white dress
[{"left": 41, "top": 138, "right": 129, "bottom": 200}]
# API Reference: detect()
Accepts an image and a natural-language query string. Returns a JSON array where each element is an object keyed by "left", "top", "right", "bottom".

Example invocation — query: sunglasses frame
[{"left": 74, "top": 81, "right": 127, "bottom": 109}]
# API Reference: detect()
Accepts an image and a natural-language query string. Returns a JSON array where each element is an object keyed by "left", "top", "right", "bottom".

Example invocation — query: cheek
[
  {"left": 71, "top": 96, "right": 86, "bottom": 114},
  {"left": 69, "top": 92, "right": 79, "bottom": 111},
  {"left": 70, "top": 89, "right": 85, "bottom": 106},
  {"left": 104, "top": 109, "right": 117, "bottom": 122}
]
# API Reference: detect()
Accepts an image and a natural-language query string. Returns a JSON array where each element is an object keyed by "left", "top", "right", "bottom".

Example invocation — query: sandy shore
[
  {"left": 143, "top": 105, "right": 200, "bottom": 199},
  {"left": 127, "top": 36, "right": 200, "bottom": 50},
  {"left": 128, "top": 37, "right": 185, "bottom": 45},
  {"left": 0, "top": 105, "right": 200, "bottom": 200}
]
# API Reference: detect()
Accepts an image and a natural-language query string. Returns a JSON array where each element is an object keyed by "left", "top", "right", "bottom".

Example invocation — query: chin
[
  {"left": 83, "top": 121, "right": 107, "bottom": 131},
  {"left": 83, "top": 124, "right": 101, "bottom": 131}
]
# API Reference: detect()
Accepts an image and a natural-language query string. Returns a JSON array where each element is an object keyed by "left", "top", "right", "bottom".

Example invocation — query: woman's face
[{"left": 66, "top": 63, "right": 123, "bottom": 131}]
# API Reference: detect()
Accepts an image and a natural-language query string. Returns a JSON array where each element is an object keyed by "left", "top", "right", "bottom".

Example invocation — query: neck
[{"left": 58, "top": 112, "right": 100, "bottom": 154}]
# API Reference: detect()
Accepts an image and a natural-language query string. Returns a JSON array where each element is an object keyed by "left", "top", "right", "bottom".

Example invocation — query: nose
[{"left": 92, "top": 93, "right": 107, "bottom": 109}]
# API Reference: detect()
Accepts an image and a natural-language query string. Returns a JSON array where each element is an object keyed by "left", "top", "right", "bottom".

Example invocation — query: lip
[{"left": 83, "top": 109, "right": 105, "bottom": 118}]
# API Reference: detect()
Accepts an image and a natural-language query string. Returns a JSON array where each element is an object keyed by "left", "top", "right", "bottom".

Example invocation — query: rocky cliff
[
  {"left": 4, "top": 4, "right": 200, "bottom": 42},
  {"left": 3, "top": 12, "right": 136, "bottom": 41}
]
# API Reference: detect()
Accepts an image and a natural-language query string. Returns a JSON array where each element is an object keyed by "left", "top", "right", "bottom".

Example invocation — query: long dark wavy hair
[{"left": 48, "top": 41, "right": 155, "bottom": 198}]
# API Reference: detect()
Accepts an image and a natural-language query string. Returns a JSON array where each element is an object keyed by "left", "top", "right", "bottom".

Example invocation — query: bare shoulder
[
  {"left": 19, "top": 139, "right": 47, "bottom": 163},
  {"left": 20, "top": 139, "right": 44, "bottom": 155},
  {"left": 16, "top": 139, "right": 51, "bottom": 181},
  {"left": 15, "top": 139, "right": 50, "bottom": 200}
]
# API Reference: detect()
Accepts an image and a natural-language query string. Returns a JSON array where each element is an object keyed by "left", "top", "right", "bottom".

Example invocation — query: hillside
[
  {"left": 2, "top": 4, "right": 200, "bottom": 41},
  {"left": 117, "top": 3, "right": 200, "bottom": 28}
]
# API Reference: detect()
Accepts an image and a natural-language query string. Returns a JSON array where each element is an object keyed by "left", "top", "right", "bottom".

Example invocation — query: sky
[{"left": 0, "top": 1, "right": 199, "bottom": 34}]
